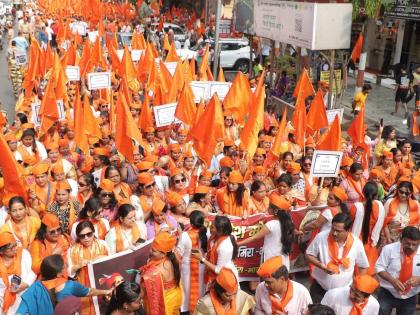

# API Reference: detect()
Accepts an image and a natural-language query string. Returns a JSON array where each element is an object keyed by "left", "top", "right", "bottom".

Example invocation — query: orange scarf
[
  {"left": 349, "top": 298, "right": 369, "bottom": 315},
  {"left": 399, "top": 246, "right": 415, "bottom": 294},
  {"left": 327, "top": 233, "right": 354, "bottom": 274},
  {"left": 114, "top": 221, "right": 140, "bottom": 253},
  {"left": 18, "top": 145, "right": 40, "bottom": 166},
  {"left": 140, "top": 258, "right": 167, "bottom": 315},
  {"left": 41, "top": 276, "right": 67, "bottom": 290},
  {"left": 346, "top": 177, "right": 365, "bottom": 201},
  {"left": 206, "top": 236, "right": 228, "bottom": 284},
  {"left": 249, "top": 196, "right": 269, "bottom": 215},
  {"left": 10, "top": 216, "right": 32, "bottom": 249},
  {"left": 210, "top": 287, "right": 236, "bottom": 315},
  {"left": 0, "top": 247, "right": 22, "bottom": 312},
  {"left": 384, "top": 198, "right": 420, "bottom": 227},
  {"left": 217, "top": 187, "right": 246, "bottom": 217},
  {"left": 413, "top": 111, "right": 419, "bottom": 136},
  {"left": 270, "top": 280, "right": 293, "bottom": 314},
  {"left": 187, "top": 228, "right": 200, "bottom": 312},
  {"left": 93, "top": 219, "right": 108, "bottom": 240}
]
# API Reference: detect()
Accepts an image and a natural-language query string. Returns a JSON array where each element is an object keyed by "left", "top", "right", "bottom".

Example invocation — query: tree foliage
[{"left": 352, "top": 0, "right": 394, "bottom": 19}]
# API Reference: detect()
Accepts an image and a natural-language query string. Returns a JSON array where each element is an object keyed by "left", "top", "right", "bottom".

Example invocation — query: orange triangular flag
[
  {"left": 83, "top": 94, "right": 101, "bottom": 139},
  {"left": 139, "top": 92, "right": 154, "bottom": 130},
  {"left": 306, "top": 90, "right": 329, "bottom": 133},
  {"left": 316, "top": 114, "right": 341, "bottom": 151},
  {"left": 217, "top": 68, "right": 226, "bottom": 82},
  {"left": 73, "top": 88, "right": 88, "bottom": 154},
  {"left": 137, "top": 32, "right": 147, "bottom": 50},
  {"left": 79, "top": 40, "right": 92, "bottom": 77},
  {"left": 240, "top": 70, "right": 266, "bottom": 157},
  {"left": 115, "top": 92, "right": 143, "bottom": 163},
  {"left": 0, "top": 133, "right": 27, "bottom": 198},
  {"left": 190, "top": 94, "right": 225, "bottom": 166},
  {"left": 291, "top": 85, "right": 307, "bottom": 149},
  {"left": 223, "top": 72, "right": 251, "bottom": 124},
  {"left": 120, "top": 46, "right": 137, "bottom": 83},
  {"left": 293, "top": 68, "right": 315, "bottom": 99},
  {"left": 167, "top": 62, "right": 184, "bottom": 102},
  {"left": 198, "top": 46, "right": 210, "bottom": 81},
  {"left": 267, "top": 107, "right": 288, "bottom": 162},
  {"left": 91, "top": 37, "right": 106, "bottom": 69},
  {"left": 175, "top": 84, "right": 196, "bottom": 126},
  {"left": 39, "top": 79, "right": 59, "bottom": 138},
  {"left": 189, "top": 57, "right": 196, "bottom": 80},
  {"left": 347, "top": 108, "right": 365, "bottom": 146},
  {"left": 166, "top": 41, "right": 180, "bottom": 62},
  {"left": 163, "top": 33, "right": 170, "bottom": 51},
  {"left": 350, "top": 33, "right": 363, "bottom": 62},
  {"left": 157, "top": 19, "right": 163, "bottom": 32}
]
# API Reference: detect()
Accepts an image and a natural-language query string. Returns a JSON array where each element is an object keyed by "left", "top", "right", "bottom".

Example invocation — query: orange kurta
[
  {"left": 216, "top": 186, "right": 249, "bottom": 217},
  {"left": 372, "top": 165, "right": 398, "bottom": 192},
  {"left": 30, "top": 235, "right": 70, "bottom": 275},
  {"left": 0, "top": 216, "right": 41, "bottom": 249}
]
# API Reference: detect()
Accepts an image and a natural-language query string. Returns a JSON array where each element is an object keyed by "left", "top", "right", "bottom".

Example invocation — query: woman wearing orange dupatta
[
  {"left": 67, "top": 221, "right": 109, "bottom": 315},
  {"left": 140, "top": 231, "right": 182, "bottom": 315},
  {"left": 0, "top": 231, "right": 36, "bottom": 315},
  {"left": 383, "top": 181, "right": 420, "bottom": 244},
  {"left": 248, "top": 181, "right": 269, "bottom": 214},
  {"left": 0, "top": 197, "right": 41, "bottom": 250},
  {"left": 30, "top": 213, "right": 70, "bottom": 276},
  {"left": 105, "top": 166, "right": 132, "bottom": 205},
  {"left": 216, "top": 171, "right": 249, "bottom": 217},
  {"left": 349, "top": 182, "right": 385, "bottom": 275},
  {"left": 340, "top": 162, "right": 366, "bottom": 208},
  {"left": 77, "top": 174, "right": 95, "bottom": 207},
  {"left": 372, "top": 151, "right": 399, "bottom": 192}
]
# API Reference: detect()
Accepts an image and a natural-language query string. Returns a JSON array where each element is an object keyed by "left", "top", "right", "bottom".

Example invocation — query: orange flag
[
  {"left": 291, "top": 85, "right": 307, "bottom": 149},
  {"left": 43, "top": 43, "right": 54, "bottom": 74},
  {"left": 189, "top": 57, "right": 196, "bottom": 80},
  {"left": 73, "top": 88, "right": 89, "bottom": 154},
  {"left": 347, "top": 108, "right": 365, "bottom": 146},
  {"left": 138, "top": 43, "right": 154, "bottom": 83},
  {"left": 217, "top": 68, "right": 226, "bottom": 82},
  {"left": 52, "top": 53, "right": 68, "bottom": 102},
  {"left": 39, "top": 79, "right": 59, "bottom": 138},
  {"left": 0, "top": 133, "right": 27, "bottom": 198},
  {"left": 223, "top": 72, "right": 251, "bottom": 124},
  {"left": 292, "top": 68, "right": 315, "bottom": 99},
  {"left": 316, "top": 114, "right": 341, "bottom": 151},
  {"left": 83, "top": 94, "right": 101, "bottom": 140},
  {"left": 61, "top": 42, "right": 79, "bottom": 67},
  {"left": 175, "top": 84, "right": 196, "bottom": 126},
  {"left": 163, "top": 33, "right": 170, "bottom": 51},
  {"left": 22, "top": 39, "right": 42, "bottom": 95},
  {"left": 166, "top": 41, "right": 180, "bottom": 62},
  {"left": 91, "top": 37, "right": 106, "bottom": 69},
  {"left": 137, "top": 32, "right": 147, "bottom": 50},
  {"left": 79, "top": 40, "right": 92, "bottom": 77},
  {"left": 240, "top": 71, "right": 266, "bottom": 157},
  {"left": 267, "top": 107, "right": 288, "bottom": 163},
  {"left": 167, "top": 62, "right": 184, "bottom": 102},
  {"left": 350, "top": 33, "right": 363, "bottom": 62},
  {"left": 306, "top": 90, "right": 329, "bottom": 133},
  {"left": 115, "top": 92, "right": 143, "bottom": 163},
  {"left": 120, "top": 46, "right": 137, "bottom": 83},
  {"left": 198, "top": 46, "right": 210, "bottom": 81},
  {"left": 139, "top": 92, "right": 154, "bottom": 130},
  {"left": 190, "top": 94, "right": 225, "bottom": 166}
]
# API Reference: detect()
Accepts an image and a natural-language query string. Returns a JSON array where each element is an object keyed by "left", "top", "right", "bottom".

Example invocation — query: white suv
[{"left": 177, "top": 38, "right": 253, "bottom": 73}]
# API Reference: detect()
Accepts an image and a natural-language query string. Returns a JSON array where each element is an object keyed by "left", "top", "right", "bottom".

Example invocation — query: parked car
[{"left": 177, "top": 37, "right": 253, "bottom": 73}]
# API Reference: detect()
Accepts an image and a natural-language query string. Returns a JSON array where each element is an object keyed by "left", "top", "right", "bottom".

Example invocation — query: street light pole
[{"left": 212, "top": 0, "right": 222, "bottom": 79}]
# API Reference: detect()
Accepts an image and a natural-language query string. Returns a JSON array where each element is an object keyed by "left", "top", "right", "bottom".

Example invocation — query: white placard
[
  {"left": 153, "top": 103, "right": 180, "bottom": 127},
  {"left": 65, "top": 66, "right": 80, "bottom": 81},
  {"left": 31, "top": 103, "right": 41, "bottom": 126},
  {"left": 163, "top": 62, "right": 178, "bottom": 76},
  {"left": 310, "top": 150, "right": 343, "bottom": 178},
  {"left": 88, "top": 31, "right": 99, "bottom": 43},
  {"left": 209, "top": 82, "right": 231, "bottom": 101},
  {"left": 190, "top": 81, "right": 210, "bottom": 103},
  {"left": 87, "top": 72, "right": 111, "bottom": 90},
  {"left": 253, "top": 1, "right": 352, "bottom": 50},
  {"left": 15, "top": 51, "right": 27, "bottom": 65},
  {"left": 326, "top": 108, "right": 344, "bottom": 125},
  {"left": 56, "top": 100, "right": 66, "bottom": 120},
  {"left": 131, "top": 49, "right": 144, "bottom": 62}
]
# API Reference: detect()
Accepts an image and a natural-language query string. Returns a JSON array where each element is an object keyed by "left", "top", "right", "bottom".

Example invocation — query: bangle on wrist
[{"left": 201, "top": 257, "right": 206, "bottom": 263}]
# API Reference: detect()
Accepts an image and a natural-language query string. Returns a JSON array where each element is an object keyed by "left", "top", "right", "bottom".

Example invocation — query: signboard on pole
[
  {"left": 87, "top": 72, "right": 111, "bottom": 90},
  {"left": 310, "top": 150, "right": 343, "bottom": 177},
  {"left": 239, "top": 1, "right": 352, "bottom": 50},
  {"left": 65, "top": 66, "right": 80, "bottom": 81},
  {"left": 15, "top": 52, "right": 27, "bottom": 66},
  {"left": 153, "top": 103, "right": 180, "bottom": 127},
  {"left": 320, "top": 69, "right": 342, "bottom": 94},
  {"left": 326, "top": 108, "right": 344, "bottom": 125}
]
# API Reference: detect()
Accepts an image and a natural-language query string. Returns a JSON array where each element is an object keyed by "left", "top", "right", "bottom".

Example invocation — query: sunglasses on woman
[
  {"left": 174, "top": 178, "right": 186, "bottom": 184},
  {"left": 78, "top": 231, "right": 94, "bottom": 239},
  {"left": 47, "top": 228, "right": 60, "bottom": 235},
  {"left": 398, "top": 189, "right": 411, "bottom": 196},
  {"left": 101, "top": 193, "right": 113, "bottom": 198},
  {"left": 144, "top": 183, "right": 155, "bottom": 189}
]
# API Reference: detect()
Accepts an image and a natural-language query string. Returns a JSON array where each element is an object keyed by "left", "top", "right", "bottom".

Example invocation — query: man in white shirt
[
  {"left": 306, "top": 212, "right": 369, "bottom": 303},
  {"left": 376, "top": 226, "right": 420, "bottom": 315},
  {"left": 254, "top": 256, "right": 312, "bottom": 314},
  {"left": 321, "top": 274, "right": 380, "bottom": 315}
]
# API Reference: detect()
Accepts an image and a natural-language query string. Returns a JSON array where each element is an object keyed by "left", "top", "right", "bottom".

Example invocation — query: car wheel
[{"left": 234, "top": 60, "right": 249, "bottom": 73}]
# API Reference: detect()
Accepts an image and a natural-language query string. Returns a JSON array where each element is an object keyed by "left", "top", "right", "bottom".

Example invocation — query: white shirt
[
  {"left": 129, "top": 195, "right": 146, "bottom": 223},
  {"left": 0, "top": 207, "right": 7, "bottom": 229},
  {"left": 320, "top": 208, "right": 334, "bottom": 232},
  {"left": 321, "top": 286, "right": 379, "bottom": 315},
  {"left": 0, "top": 249, "right": 36, "bottom": 315},
  {"left": 177, "top": 231, "right": 206, "bottom": 312},
  {"left": 213, "top": 237, "right": 239, "bottom": 280},
  {"left": 255, "top": 280, "right": 312, "bottom": 315},
  {"left": 105, "top": 221, "right": 147, "bottom": 255},
  {"left": 263, "top": 219, "right": 290, "bottom": 270},
  {"left": 306, "top": 230, "right": 369, "bottom": 290},
  {"left": 376, "top": 241, "right": 420, "bottom": 299}
]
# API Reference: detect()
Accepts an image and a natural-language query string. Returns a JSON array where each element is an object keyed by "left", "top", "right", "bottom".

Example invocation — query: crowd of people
[{"left": 0, "top": 1, "right": 419, "bottom": 315}]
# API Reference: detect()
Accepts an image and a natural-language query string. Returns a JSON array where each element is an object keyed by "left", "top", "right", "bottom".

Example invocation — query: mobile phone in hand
[
  {"left": 11, "top": 275, "right": 21, "bottom": 291},
  {"left": 191, "top": 249, "right": 200, "bottom": 254},
  {"left": 380, "top": 118, "right": 384, "bottom": 127}
]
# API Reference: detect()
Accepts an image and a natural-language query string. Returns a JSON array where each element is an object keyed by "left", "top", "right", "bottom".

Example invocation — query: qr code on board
[{"left": 295, "top": 16, "right": 302, "bottom": 32}]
